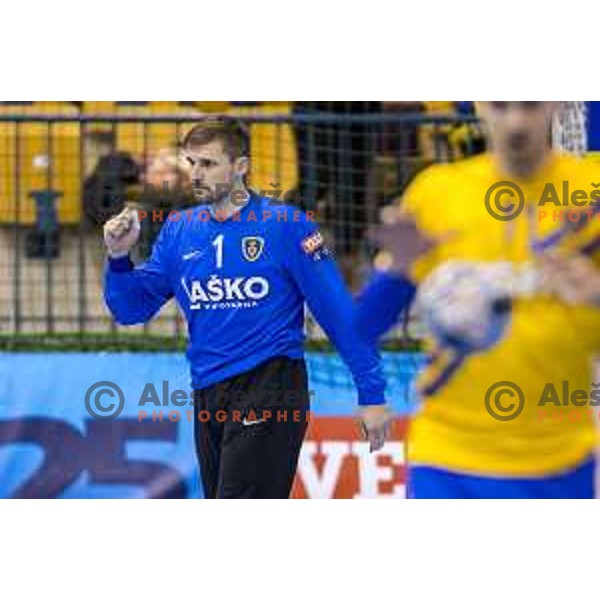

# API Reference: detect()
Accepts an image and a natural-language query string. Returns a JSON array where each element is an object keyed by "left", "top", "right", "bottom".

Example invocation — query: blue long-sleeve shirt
[
  {"left": 104, "top": 194, "right": 385, "bottom": 405},
  {"left": 356, "top": 271, "right": 416, "bottom": 344}
]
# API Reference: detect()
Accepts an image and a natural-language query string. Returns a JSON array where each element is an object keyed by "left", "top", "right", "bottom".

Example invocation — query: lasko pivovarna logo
[{"left": 181, "top": 275, "right": 270, "bottom": 310}]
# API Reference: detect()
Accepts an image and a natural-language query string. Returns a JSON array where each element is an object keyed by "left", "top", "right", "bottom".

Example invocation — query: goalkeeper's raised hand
[{"left": 103, "top": 207, "right": 141, "bottom": 258}]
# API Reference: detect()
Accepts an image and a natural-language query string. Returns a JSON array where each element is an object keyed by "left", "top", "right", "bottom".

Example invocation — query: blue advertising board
[{"left": 0, "top": 352, "right": 422, "bottom": 498}]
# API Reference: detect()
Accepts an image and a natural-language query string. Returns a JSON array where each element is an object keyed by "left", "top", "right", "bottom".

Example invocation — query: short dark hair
[{"left": 182, "top": 118, "right": 250, "bottom": 161}]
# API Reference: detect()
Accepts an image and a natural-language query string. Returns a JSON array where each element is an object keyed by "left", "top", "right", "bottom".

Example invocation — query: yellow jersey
[{"left": 403, "top": 152, "right": 600, "bottom": 476}]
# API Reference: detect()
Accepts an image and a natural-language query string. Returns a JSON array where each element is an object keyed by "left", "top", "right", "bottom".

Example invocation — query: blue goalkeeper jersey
[{"left": 104, "top": 193, "right": 385, "bottom": 405}]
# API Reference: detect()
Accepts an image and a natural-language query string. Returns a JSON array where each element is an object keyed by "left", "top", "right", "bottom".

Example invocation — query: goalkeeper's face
[
  {"left": 184, "top": 139, "right": 249, "bottom": 204},
  {"left": 479, "top": 101, "right": 557, "bottom": 166}
]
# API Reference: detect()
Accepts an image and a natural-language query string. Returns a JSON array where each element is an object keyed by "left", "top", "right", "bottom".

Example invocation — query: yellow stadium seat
[
  {"left": 191, "top": 101, "right": 231, "bottom": 113},
  {"left": 0, "top": 102, "right": 82, "bottom": 225},
  {"left": 0, "top": 101, "right": 299, "bottom": 227},
  {"left": 115, "top": 101, "right": 202, "bottom": 160},
  {"left": 232, "top": 102, "right": 298, "bottom": 197},
  {"left": 81, "top": 101, "right": 115, "bottom": 115},
  {"left": 81, "top": 101, "right": 192, "bottom": 159}
]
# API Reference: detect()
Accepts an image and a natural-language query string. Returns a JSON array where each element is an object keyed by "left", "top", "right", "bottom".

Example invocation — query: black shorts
[{"left": 193, "top": 356, "right": 311, "bottom": 499}]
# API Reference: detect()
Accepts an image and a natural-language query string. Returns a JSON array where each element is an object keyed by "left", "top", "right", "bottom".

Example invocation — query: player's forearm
[
  {"left": 301, "top": 267, "right": 387, "bottom": 405},
  {"left": 355, "top": 271, "right": 416, "bottom": 343},
  {"left": 324, "top": 306, "right": 387, "bottom": 406},
  {"left": 352, "top": 361, "right": 387, "bottom": 406},
  {"left": 104, "top": 256, "right": 167, "bottom": 325}
]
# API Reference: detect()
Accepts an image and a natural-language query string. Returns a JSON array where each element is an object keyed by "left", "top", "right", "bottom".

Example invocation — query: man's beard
[
  {"left": 506, "top": 132, "right": 532, "bottom": 155},
  {"left": 192, "top": 184, "right": 231, "bottom": 205},
  {"left": 501, "top": 132, "right": 550, "bottom": 177}
]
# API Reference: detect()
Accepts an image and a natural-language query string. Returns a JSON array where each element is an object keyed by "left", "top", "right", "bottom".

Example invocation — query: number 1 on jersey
[{"left": 212, "top": 234, "right": 224, "bottom": 269}]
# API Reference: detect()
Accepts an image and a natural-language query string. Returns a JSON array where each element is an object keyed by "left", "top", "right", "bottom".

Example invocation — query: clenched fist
[{"left": 103, "top": 207, "right": 141, "bottom": 258}]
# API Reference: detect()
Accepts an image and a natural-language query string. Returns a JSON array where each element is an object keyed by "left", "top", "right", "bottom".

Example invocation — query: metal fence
[{"left": 0, "top": 111, "right": 482, "bottom": 343}]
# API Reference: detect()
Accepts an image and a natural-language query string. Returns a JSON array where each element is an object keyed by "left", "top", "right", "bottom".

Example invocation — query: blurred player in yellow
[{"left": 357, "top": 101, "right": 600, "bottom": 498}]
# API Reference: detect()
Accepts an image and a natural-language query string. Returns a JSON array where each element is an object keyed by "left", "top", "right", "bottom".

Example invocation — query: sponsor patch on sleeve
[
  {"left": 301, "top": 230, "right": 331, "bottom": 261},
  {"left": 301, "top": 230, "right": 324, "bottom": 254}
]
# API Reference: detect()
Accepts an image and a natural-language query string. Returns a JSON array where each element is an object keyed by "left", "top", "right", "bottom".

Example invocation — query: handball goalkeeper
[
  {"left": 358, "top": 101, "right": 600, "bottom": 499},
  {"left": 103, "top": 119, "right": 389, "bottom": 499}
]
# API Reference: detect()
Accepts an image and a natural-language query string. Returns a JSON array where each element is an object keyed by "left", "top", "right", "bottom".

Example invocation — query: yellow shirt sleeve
[{"left": 398, "top": 164, "right": 448, "bottom": 284}]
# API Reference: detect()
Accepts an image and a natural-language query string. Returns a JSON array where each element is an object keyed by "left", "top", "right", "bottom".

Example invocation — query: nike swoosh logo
[
  {"left": 242, "top": 417, "right": 266, "bottom": 427},
  {"left": 182, "top": 250, "right": 205, "bottom": 261}
]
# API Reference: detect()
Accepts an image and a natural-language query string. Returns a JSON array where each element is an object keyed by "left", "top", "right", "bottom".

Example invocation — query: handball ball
[{"left": 416, "top": 261, "right": 513, "bottom": 353}]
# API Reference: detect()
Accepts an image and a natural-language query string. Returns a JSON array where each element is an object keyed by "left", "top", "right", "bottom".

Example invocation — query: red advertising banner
[{"left": 292, "top": 417, "right": 408, "bottom": 499}]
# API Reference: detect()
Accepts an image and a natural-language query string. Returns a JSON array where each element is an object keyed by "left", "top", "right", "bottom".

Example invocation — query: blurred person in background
[
  {"left": 134, "top": 148, "right": 194, "bottom": 261},
  {"left": 82, "top": 130, "right": 140, "bottom": 230}
]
